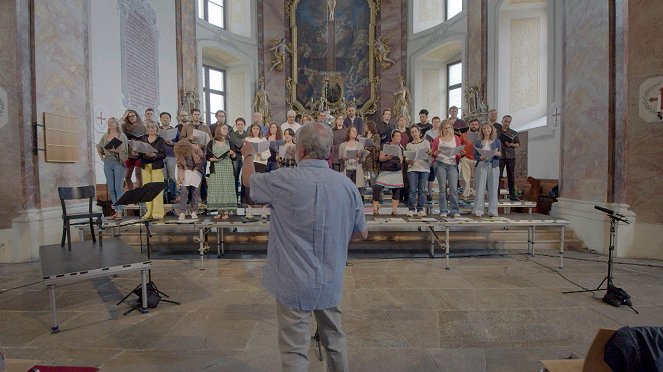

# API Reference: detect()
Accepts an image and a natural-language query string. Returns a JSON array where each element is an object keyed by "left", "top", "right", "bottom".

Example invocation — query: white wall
[
  {"left": 227, "top": 0, "right": 251, "bottom": 38},
  {"left": 90, "top": 0, "right": 178, "bottom": 184},
  {"left": 496, "top": 2, "right": 548, "bottom": 130},
  {"left": 412, "top": 0, "right": 445, "bottom": 34},
  {"left": 526, "top": 124, "right": 560, "bottom": 179}
]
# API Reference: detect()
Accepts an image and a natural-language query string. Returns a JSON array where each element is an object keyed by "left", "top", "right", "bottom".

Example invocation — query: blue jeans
[
  {"left": 474, "top": 161, "right": 499, "bottom": 216},
  {"left": 407, "top": 171, "right": 428, "bottom": 212},
  {"left": 103, "top": 157, "right": 126, "bottom": 213},
  {"left": 435, "top": 162, "right": 460, "bottom": 215}
]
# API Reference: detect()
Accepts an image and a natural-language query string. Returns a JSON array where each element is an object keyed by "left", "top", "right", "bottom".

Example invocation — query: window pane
[
  {"left": 449, "top": 87, "right": 462, "bottom": 117},
  {"left": 210, "top": 93, "right": 225, "bottom": 113},
  {"left": 209, "top": 69, "right": 224, "bottom": 91},
  {"left": 446, "top": 0, "right": 462, "bottom": 20},
  {"left": 448, "top": 62, "right": 462, "bottom": 86},
  {"left": 208, "top": 3, "right": 224, "bottom": 29},
  {"left": 198, "top": 0, "right": 205, "bottom": 19},
  {"left": 202, "top": 67, "right": 206, "bottom": 88}
]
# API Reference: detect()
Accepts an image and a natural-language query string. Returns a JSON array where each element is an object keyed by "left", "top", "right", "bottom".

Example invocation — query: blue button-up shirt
[{"left": 249, "top": 159, "right": 367, "bottom": 311}]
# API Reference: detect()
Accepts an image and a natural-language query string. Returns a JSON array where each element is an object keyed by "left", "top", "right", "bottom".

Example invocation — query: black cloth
[
  {"left": 138, "top": 135, "right": 167, "bottom": 169},
  {"left": 372, "top": 185, "right": 401, "bottom": 202},
  {"left": 499, "top": 158, "right": 516, "bottom": 197},
  {"left": 376, "top": 121, "right": 394, "bottom": 145},
  {"left": 604, "top": 326, "right": 663, "bottom": 372},
  {"left": 415, "top": 122, "right": 433, "bottom": 137}
]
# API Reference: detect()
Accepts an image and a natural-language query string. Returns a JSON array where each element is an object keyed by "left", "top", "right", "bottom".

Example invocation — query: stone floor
[{"left": 1, "top": 248, "right": 662, "bottom": 371}]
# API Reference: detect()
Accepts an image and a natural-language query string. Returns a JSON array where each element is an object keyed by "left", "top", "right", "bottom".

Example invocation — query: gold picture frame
[{"left": 285, "top": 0, "right": 380, "bottom": 118}]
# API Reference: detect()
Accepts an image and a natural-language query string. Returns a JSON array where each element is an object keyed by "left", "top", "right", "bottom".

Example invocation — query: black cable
[
  {"left": 0, "top": 280, "right": 43, "bottom": 295},
  {"left": 511, "top": 252, "right": 595, "bottom": 293},
  {"left": 533, "top": 252, "right": 663, "bottom": 269}
]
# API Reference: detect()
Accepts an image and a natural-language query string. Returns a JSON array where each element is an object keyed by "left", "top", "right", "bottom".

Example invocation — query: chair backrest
[{"left": 58, "top": 185, "right": 96, "bottom": 215}]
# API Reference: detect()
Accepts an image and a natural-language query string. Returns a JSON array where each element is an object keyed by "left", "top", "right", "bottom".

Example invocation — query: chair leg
[
  {"left": 89, "top": 218, "right": 96, "bottom": 243},
  {"left": 66, "top": 222, "right": 72, "bottom": 250},
  {"left": 60, "top": 225, "right": 66, "bottom": 247}
]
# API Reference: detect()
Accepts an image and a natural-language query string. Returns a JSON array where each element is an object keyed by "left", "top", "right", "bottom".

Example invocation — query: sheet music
[
  {"left": 438, "top": 145, "right": 464, "bottom": 157},
  {"left": 475, "top": 146, "right": 498, "bottom": 158},
  {"left": 383, "top": 144, "right": 401, "bottom": 157},
  {"left": 191, "top": 129, "right": 210, "bottom": 146},
  {"left": 425, "top": 130, "right": 437, "bottom": 141},
  {"left": 183, "top": 170, "right": 202, "bottom": 187},
  {"left": 404, "top": 148, "right": 429, "bottom": 161},
  {"left": 345, "top": 149, "right": 359, "bottom": 159},
  {"left": 269, "top": 139, "right": 284, "bottom": 151},
  {"left": 248, "top": 140, "right": 270, "bottom": 154},
  {"left": 278, "top": 146, "right": 287, "bottom": 158},
  {"left": 128, "top": 140, "right": 158, "bottom": 154},
  {"left": 357, "top": 136, "right": 375, "bottom": 147},
  {"left": 158, "top": 127, "right": 178, "bottom": 142}
]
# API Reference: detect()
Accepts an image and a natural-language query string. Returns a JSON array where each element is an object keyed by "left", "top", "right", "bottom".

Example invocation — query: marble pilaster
[
  {"left": 466, "top": 0, "right": 485, "bottom": 95},
  {"left": 177, "top": 0, "right": 198, "bottom": 97},
  {"left": 261, "top": 1, "right": 287, "bottom": 123},
  {"left": 378, "top": 0, "right": 407, "bottom": 119}
]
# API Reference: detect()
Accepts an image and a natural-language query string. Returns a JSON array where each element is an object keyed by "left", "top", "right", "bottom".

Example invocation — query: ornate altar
[{"left": 285, "top": 0, "right": 380, "bottom": 118}]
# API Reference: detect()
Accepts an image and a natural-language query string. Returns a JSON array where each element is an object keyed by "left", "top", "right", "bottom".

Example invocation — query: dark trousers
[
  {"left": 499, "top": 158, "right": 516, "bottom": 197},
  {"left": 233, "top": 158, "right": 243, "bottom": 201},
  {"left": 372, "top": 185, "right": 401, "bottom": 202},
  {"left": 200, "top": 159, "right": 208, "bottom": 202}
]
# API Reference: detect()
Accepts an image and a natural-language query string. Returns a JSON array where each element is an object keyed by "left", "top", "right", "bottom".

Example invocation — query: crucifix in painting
[{"left": 286, "top": 0, "right": 379, "bottom": 117}]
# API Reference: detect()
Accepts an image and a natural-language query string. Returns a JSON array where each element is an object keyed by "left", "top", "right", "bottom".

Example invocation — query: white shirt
[{"left": 281, "top": 122, "right": 302, "bottom": 133}]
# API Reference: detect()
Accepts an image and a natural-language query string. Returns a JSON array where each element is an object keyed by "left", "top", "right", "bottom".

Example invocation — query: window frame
[
  {"left": 446, "top": 60, "right": 463, "bottom": 117},
  {"left": 202, "top": 64, "right": 226, "bottom": 125},
  {"left": 445, "top": 0, "right": 463, "bottom": 21},
  {"left": 200, "top": 0, "right": 226, "bottom": 29}
]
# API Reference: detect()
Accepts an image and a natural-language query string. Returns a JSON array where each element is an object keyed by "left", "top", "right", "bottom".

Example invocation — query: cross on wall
[{"left": 96, "top": 112, "right": 106, "bottom": 128}]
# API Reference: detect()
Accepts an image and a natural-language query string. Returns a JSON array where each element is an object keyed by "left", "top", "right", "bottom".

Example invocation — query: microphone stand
[{"left": 564, "top": 206, "right": 631, "bottom": 300}]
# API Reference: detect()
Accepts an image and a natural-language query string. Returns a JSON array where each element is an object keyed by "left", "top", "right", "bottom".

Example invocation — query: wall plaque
[{"left": 118, "top": 0, "right": 160, "bottom": 114}]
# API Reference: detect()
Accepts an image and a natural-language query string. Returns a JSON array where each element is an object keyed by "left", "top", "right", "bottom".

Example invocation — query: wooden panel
[{"left": 43, "top": 112, "right": 80, "bottom": 163}]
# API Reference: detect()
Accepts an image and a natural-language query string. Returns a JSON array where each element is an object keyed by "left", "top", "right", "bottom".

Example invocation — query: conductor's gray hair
[{"left": 296, "top": 122, "right": 332, "bottom": 160}]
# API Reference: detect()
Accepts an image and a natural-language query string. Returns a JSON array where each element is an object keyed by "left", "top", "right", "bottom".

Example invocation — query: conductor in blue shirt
[{"left": 241, "top": 122, "right": 368, "bottom": 372}]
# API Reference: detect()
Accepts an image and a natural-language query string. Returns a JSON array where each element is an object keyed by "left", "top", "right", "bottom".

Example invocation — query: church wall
[
  {"left": 259, "top": 0, "right": 286, "bottom": 123},
  {"left": 34, "top": 0, "right": 95, "bottom": 208},
  {"left": 378, "top": 0, "right": 407, "bottom": 119},
  {"left": 558, "top": 0, "right": 610, "bottom": 202},
  {"left": 623, "top": 2, "right": 663, "bottom": 225},
  {"left": 90, "top": 0, "right": 179, "bottom": 184},
  {"left": 623, "top": 1, "right": 663, "bottom": 257}
]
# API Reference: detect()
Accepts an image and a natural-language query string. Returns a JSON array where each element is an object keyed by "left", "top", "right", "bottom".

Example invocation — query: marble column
[
  {"left": 466, "top": 0, "right": 486, "bottom": 99},
  {"left": 177, "top": 0, "right": 198, "bottom": 106},
  {"left": 552, "top": 0, "right": 663, "bottom": 259}
]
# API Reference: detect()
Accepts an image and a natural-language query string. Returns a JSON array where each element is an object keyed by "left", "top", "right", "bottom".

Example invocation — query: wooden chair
[
  {"left": 540, "top": 328, "right": 616, "bottom": 372},
  {"left": 58, "top": 185, "right": 103, "bottom": 249}
]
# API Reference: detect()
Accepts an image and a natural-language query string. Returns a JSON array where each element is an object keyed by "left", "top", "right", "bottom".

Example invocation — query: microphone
[{"left": 594, "top": 205, "right": 615, "bottom": 215}]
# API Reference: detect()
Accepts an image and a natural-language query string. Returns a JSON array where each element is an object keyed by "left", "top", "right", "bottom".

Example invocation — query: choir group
[{"left": 97, "top": 105, "right": 519, "bottom": 221}]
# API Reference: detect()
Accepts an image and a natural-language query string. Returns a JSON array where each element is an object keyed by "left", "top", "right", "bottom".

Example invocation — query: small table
[{"left": 40, "top": 238, "right": 151, "bottom": 333}]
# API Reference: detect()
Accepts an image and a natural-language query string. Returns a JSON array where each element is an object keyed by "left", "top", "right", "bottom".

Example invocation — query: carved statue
[
  {"left": 327, "top": 0, "right": 336, "bottom": 22},
  {"left": 269, "top": 38, "right": 292, "bottom": 72},
  {"left": 392, "top": 75, "right": 412, "bottom": 124},
  {"left": 253, "top": 77, "right": 272, "bottom": 124},
  {"left": 373, "top": 36, "right": 395, "bottom": 70}
]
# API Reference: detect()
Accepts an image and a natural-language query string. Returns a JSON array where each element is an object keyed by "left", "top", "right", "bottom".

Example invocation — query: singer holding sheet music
[
  {"left": 339, "top": 126, "right": 367, "bottom": 189},
  {"left": 122, "top": 109, "right": 146, "bottom": 190},
  {"left": 96, "top": 117, "right": 129, "bottom": 220},
  {"left": 266, "top": 123, "right": 283, "bottom": 172},
  {"left": 372, "top": 130, "right": 405, "bottom": 216},
  {"left": 405, "top": 126, "right": 432, "bottom": 216},
  {"left": 244, "top": 123, "right": 270, "bottom": 220},
  {"left": 497, "top": 115, "right": 520, "bottom": 201},
  {"left": 473, "top": 122, "right": 502, "bottom": 218},
  {"left": 138, "top": 121, "right": 167, "bottom": 220},
  {"left": 431, "top": 120, "right": 464, "bottom": 217},
  {"left": 206, "top": 124, "right": 238, "bottom": 220}
]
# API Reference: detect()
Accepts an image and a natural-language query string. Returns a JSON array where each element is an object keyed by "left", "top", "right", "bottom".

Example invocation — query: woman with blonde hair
[
  {"left": 431, "top": 120, "right": 464, "bottom": 217},
  {"left": 472, "top": 122, "right": 502, "bottom": 217},
  {"left": 96, "top": 117, "right": 129, "bottom": 220},
  {"left": 138, "top": 121, "right": 167, "bottom": 219}
]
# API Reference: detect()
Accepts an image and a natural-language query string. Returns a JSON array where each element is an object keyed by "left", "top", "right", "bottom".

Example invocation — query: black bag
[
  {"left": 133, "top": 282, "right": 162, "bottom": 308},
  {"left": 380, "top": 157, "right": 401, "bottom": 172},
  {"left": 602, "top": 284, "right": 633, "bottom": 309}
]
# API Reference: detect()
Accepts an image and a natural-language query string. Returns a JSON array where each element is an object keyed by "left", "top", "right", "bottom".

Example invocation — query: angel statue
[
  {"left": 253, "top": 77, "right": 272, "bottom": 124},
  {"left": 269, "top": 37, "right": 292, "bottom": 72},
  {"left": 392, "top": 75, "right": 412, "bottom": 125},
  {"left": 373, "top": 36, "right": 395, "bottom": 70}
]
